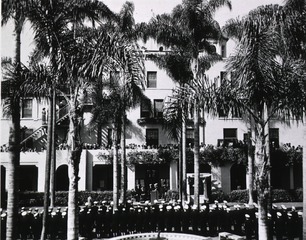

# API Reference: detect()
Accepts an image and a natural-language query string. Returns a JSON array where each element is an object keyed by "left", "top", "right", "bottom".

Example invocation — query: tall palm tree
[
  {"left": 20, "top": 61, "right": 59, "bottom": 240},
  {"left": 145, "top": 0, "right": 231, "bottom": 207},
  {"left": 222, "top": 3, "right": 306, "bottom": 239},
  {"left": 281, "top": 1, "right": 306, "bottom": 237},
  {"left": 1, "top": 59, "right": 27, "bottom": 240},
  {"left": 87, "top": 36, "right": 146, "bottom": 209},
  {"left": 27, "top": 2, "right": 115, "bottom": 239},
  {"left": 1, "top": 1, "right": 33, "bottom": 238},
  {"left": 149, "top": 53, "right": 192, "bottom": 201}
]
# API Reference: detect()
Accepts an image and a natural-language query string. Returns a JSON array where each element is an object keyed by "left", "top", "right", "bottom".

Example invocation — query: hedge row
[
  {"left": 211, "top": 188, "right": 303, "bottom": 203},
  {"left": 1, "top": 188, "right": 302, "bottom": 208}
]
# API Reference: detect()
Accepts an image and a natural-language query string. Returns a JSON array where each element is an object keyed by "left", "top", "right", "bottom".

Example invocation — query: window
[
  {"left": 154, "top": 99, "right": 163, "bottom": 118},
  {"left": 147, "top": 71, "right": 157, "bottom": 88},
  {"left": 221, "top": 44, "right": 227, "bottom": 58},
  {"left": 186, "top": 129, "right": 194, "bottom": 147},
  {"left": 218, "top": 106, "right": 228, "bottom": 118},
  {"left": 140, "top": 100, "right": 151, "bottom": 118},
  {"left": 146, "top": 129, "right": 158, "bottom": 147},
  {"left": 220, "top": 71, "right": 228, "bottom": 85},
  {"left": 22, "top": 99, "right": 33, "bottom": 118},
  {"left": 269, "top": 128, "right": 279, "bottom": 148},
  {"left": 107, "top": 128, "right": 113, "bottom": 147},
  {"left": 223, "top": 128, "right": 237, "bottom": 146},
  {"left": 110, "top": 71, "right": 120, "bottom": 86},
  {"left": 231, "top": 107, "right": 241, "bottom": 118}
]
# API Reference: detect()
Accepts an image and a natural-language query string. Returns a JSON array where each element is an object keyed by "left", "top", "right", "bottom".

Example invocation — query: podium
[{"left": 150, "top": 190, "right": 159, "bottom": 203}]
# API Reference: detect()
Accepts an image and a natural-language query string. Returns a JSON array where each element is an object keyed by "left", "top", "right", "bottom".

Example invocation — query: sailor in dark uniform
[
  {"left": 32, "top": 209, "right": 42, "bottom": 240},
  {"left": 182, "top": 204, "right": 191, "bottom": 233},
  {"left": 244, "top": 214, "right": 253, "bottom": 240},
  {"left": 275, "top": 212, "right": 284, "bottom": 240},
  {"left": 1, "top": 211, "right": 7, "bottom": 240}
]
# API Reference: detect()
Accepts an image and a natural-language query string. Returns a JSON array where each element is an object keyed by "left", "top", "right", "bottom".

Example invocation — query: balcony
[{"left": 137, "top": 117, "right": 164, "bottom": 125}]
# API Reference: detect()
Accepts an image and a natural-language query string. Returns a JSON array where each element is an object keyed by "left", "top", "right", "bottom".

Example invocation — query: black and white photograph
[{"left": 1, "top": 0, "right": 305, "bottom": 239}]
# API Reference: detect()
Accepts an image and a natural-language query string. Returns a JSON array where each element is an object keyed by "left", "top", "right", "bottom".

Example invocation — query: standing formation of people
[{"left": 0, "top": 201, "right": 302, "bottom": 240}]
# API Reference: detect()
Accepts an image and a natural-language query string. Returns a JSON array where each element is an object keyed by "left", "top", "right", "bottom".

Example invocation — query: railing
[
  {"left": 57, "top": 104, "right": 69, "bottom": 123},
  {"left": 20, "top": 126, "right": 46, "bottom": 145}
]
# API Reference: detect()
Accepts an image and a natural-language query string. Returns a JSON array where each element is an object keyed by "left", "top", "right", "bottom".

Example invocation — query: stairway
[
  {"left": 20, "top": 126, "right": 47, "bottom": 145},
  {"left": 20, "top": 105, "right": 69, "bottom": 146}
]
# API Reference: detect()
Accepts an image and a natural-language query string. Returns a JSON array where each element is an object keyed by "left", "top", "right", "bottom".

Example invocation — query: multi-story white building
[{"left": 1, "top": 38, "right": 303, "bottom": 200}]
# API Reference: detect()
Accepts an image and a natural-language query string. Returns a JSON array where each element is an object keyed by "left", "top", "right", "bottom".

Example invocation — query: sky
[{"left": 1, "top": 0, "right": 284, "bottom": 65}]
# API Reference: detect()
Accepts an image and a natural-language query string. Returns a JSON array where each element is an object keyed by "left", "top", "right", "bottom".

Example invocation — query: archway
[
  {"left": 230, "top": 163, "right": 246, "bottom": 191},
  {"left": 19, "top": 165, "right": 38, "bottom": 191},
  {"left": 55, "top": 165, "right": 69, "bottom": 191}
]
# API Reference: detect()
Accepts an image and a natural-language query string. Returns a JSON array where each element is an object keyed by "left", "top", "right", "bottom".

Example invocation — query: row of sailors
[
  {"left": 0, "top": 201, "right": 303, "bottom": 240},
  {"left": 1, "top": 207, "right": 68, "bottom": 240},
  {"left": 79, "top": 200, "right": 303, "bottom": 239}
]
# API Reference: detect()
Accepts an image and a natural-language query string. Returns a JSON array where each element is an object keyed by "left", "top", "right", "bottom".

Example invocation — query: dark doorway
[
  {"left": 1, "top": 166, "right": 6, "bottom": 207},
  {"left": 230, "top": 163, "right": 246, "bottom": 191},
  {"left": 135, "top": 164, "right": 169, "bottom": 194},
  {"left": 19, "top": 165, "right": 38, "bottom": 191},
  {"left": 93, "top": 165, "right": 121, "bottom": 191},
  {"left": 55, "top": 165, "right": 69, "bottom": 191}
]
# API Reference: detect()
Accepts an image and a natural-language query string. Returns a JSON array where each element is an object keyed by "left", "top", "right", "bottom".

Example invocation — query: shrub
[
  {"left": 228, "top": 189, "right": 249, "bottom": 203},
  {"left": 210, "top": 189, "right": 228, "bottom": 202},
  {"left": 19, "top": 192, "right": 44, "bottom": 207},
  {"left": 292, "top": 188, "right": 303, "bottom": 202},
  {"left": 165, "top": 190, "right": 179, "bottom": 201},
  {"left": 271, "top": 189, "right": 293, "bottom": 202}
]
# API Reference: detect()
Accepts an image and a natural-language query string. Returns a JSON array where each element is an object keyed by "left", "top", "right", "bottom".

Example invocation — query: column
[
  {"left": 169, "top": 160, "right": 178, "bottom": 190},
  {"left": 127, "top": 165, "right": 135, "bottom": 190}
]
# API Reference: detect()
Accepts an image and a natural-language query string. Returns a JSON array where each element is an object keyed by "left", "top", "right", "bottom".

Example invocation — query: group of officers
[{"left": 0, "top": 199, "right": 303, "bottom": 240}]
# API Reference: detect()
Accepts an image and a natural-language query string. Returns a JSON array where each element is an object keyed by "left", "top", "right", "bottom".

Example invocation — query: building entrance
[{"left": 135, "top": 164, "right": 169, "bottom": 200}]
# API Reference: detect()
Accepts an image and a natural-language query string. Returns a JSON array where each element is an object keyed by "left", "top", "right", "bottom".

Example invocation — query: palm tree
[
  {"left": 1, "top": 1, "right": 33, "bottom": 238},
  {"left": 281, "top": 1, "right": 306, "bottom": 237},
  {"left": 20, "top": 61, "right": 59, "bottom": 240},
  {"left": 145, "top": 0, "right": 231, "bottom": 207},
  {"left": 1, "top": 59, "right": 27, "bottom": 240},
  {"left": 222, "top": 3, "right": 306, "bottom": 239},
  {"left": 27, "top": 2, "right": 115, "bottom": 239},
  {"left": 148, "top": 53, "right": 192, "bottom": 201}
]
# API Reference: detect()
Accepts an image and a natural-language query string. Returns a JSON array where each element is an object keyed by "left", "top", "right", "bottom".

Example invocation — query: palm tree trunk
[
  {"left": 178, "top": 138, "right": 183, "bottom": 201},
  {"left": 120, "top": 113, "right": 126, "bottom": 205},
  {"left": 182, "top": 103, "right": 187, "bottom": 201},
  {"left": 41, "top": 96, "right": 54, "bottom": 240},
  {"left": 264, "top": 111, "right": 271, "bottom": 214},
  {"left": 113, "top": 126, "right": 119, "bottom": 211},
  {"left": 255, "top": 103, "right": 270, "bottom": 240},
  {"left": 67, "top": 103, "right": 82, "bottom": 240},
  {"left": 193, "top": 100, "right": 200, "bottom": 208},
  {"left": 6, "top": 101, "right": 21, "bottom": 240},
  {"left": 50, "top": 89, "right": 56, "bottom": 207},
  {"left": 247, "top": 129, "right": 254, "bottom": 205},
  {"left": 6, "top": 9, "right": 22, "bottom": 239},
  {"left": 303, "top": 117, "right": 306, "bottom": 239}
]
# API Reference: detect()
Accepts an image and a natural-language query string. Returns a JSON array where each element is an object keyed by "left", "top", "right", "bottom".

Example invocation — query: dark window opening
[
  {"left": 221, "top": 44, "right": 227, "bottom": 58},
  {"left": 146, "top": 129, "right": 158, "bottom": 147},
  {"left": 186, "top": 128, "right": 194, "bottom": 147},
  {"left": 147, "top": 71, "right": 157, "bottom": 88},
  {"left": 154, "top": 99, "right": 163, "bottom": 118},
  {"left": 223, "top": 128, "right": 237, "bottom": 146},
  {"left": 22, "top": 99, "right": 33, "bottom": 118},
  {"left": 269, "top": 128, "right": 279, "bottom": 148},
  {"left": 141, "top": 100, "right": 151, "bottom": 118}
]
